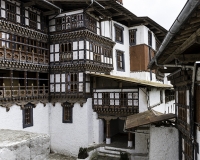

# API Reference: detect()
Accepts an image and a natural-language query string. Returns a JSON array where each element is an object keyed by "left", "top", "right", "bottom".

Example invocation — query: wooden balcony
[
  {"left": 93, "top": 92, "right": 139, "bottom": 116},
  {"left": 0, "top": 47, "right": 49, "bottom": 65},
  {"left": 0, "top": 84, "right": 48, "bottom": 100}
]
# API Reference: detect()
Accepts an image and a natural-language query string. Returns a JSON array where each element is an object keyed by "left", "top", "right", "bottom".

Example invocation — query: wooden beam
[
  {"left": 23, "top": 1, "right": 36, "bottom": 7},
  {"left": 175, "top": 54, "right": 200, "bottom": 62},
  {"left": 115, "top": 16, "right": 131, "bottom": 21},
  {"left": 112, "top": 12, "right": 123, "bottom": 17},
  {"left": 163, "top": 28, "right": 200, "bottom": 64},
  {"left": 43, "top": 10, "right": 56, "bottom": 16}
]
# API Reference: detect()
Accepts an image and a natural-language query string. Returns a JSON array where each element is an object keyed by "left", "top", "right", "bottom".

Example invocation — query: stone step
[
  {"left": 92, "top": 155, "right": 120, "bottom": 160},
  {"left": 98, "top": 151, "right": 120, "bottom": 158},
  {"left": 104, "top": 146, "right": 132, "bottom": 153},
  {"left": 97, "top": 147, "right": 122, "bottom": 158}
]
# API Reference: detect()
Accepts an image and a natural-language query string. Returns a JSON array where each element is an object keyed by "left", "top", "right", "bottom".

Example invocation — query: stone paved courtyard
[{"left": 48, "top": 153, "right": 76, "bottom": 160}]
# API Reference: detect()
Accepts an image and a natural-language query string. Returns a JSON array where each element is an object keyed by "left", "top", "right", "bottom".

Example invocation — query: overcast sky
[{"left": 123, "top": 0, "right": 187, "bottom": 30}]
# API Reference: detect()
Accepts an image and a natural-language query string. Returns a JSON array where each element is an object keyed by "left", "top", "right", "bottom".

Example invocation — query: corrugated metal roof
[
  {"left": 89, "top": 73, "right": 173, "bottom": 88},
  {"left": 125, "top": 109, "right": 176, "bottom": 129}
]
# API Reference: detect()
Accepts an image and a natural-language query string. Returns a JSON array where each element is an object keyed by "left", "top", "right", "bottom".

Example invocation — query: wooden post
[
  {"left": 24, "top": 71, "right": 27, "bottom": 98},
  {"left": 10, "top": 70, "right": 13, "bottom": 99},
  {"left": 128, "top": 131, "right": 133, "bottom": 147},
  {"left": 106, "top": 119, "right": 111, "bottom": 144}
]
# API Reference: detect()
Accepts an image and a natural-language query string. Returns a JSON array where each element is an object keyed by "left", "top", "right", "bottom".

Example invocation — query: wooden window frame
[
  {"left": 29, "top": 11, "right": 37, "bottom": 29},
  {"left": 60, "top": 42, "right": 73, "bottom": 61},
  {"left": 129, "top": 29, "right": 137, "bottom": 46},
  {"left": 116, "top": 50, "right": 125, "bottom": 71},
  {"left": 120, "top": 92, "right": 128, "bottom": 107},
  {"left": 148, "top": 31, "right": 152, "bottom": 46},
  {"left": 6, "top": 1, "right": 16, "bottom": 22},
  {"left": 23, "top": 103, "right": 33, "bottom": 128},
  {"left": 102, "top": 92, "right": 110, "bottom": 106},
  {"left": 114, "top": 24, "right": 124, "bottom": 44},
  {"left": 62, "top": 102, "right": 73, "bottom": 123}
]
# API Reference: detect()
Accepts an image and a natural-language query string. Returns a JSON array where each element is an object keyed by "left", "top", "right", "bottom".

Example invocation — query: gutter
[
  {"left": 42, "top": 0, "right": 62, "bottom": 13},
  {"left": 148, "top": 0, "right": 200, "bottom": 68}
]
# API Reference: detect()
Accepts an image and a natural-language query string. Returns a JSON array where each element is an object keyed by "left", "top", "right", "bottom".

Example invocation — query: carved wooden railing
[
  {"left": 0, "top": 84, "right": 48, "bottom": 99},
  {"left": 0, "top": 47, "right": 49, "bottom": 65}
]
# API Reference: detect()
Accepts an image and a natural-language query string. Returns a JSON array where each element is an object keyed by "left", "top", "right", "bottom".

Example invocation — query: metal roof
[
  {"left": 125, "top": 109, "right": 176, "bottom": 129},
  {"left": 149, "top": 0, "right": 200, "bottom": 70},
  {"left": 89, "top": 73, "right": 173, "bottom": 88}
]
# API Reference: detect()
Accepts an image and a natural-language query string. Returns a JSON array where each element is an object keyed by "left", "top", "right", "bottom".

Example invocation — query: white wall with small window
[
  {"left": 50, "top": 99, "right": 104, "bottom": 157},
  {"left": 0, "top": 103, "right": 50, "bottom": 134},
  {"left": 128, "top": 25, "right": 157, "bottom": 50},
  {"left": 111, "top": 20, "right": 130, "bottom": 77}
]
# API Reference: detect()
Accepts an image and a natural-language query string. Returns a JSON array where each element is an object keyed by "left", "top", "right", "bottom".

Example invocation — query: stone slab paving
[
  {"left": 0, "top": 129, "right": 50, "bottom": 160},
  {"left": 48, "top": 153, "right": 76, "bottom": 160}
]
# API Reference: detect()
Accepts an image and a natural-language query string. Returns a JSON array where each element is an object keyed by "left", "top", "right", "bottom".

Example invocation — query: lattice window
[
  {"left": 66, "top": 73, "right": 78, "bottom": 92},
  {"left": 29, "top": 11, "right": 37, "bottom": 29},
  {"left": 116, "top": 50, "right": 124, "bottom": 71},
  {"left": 182, "top": 139, "right": 193, "bottom": 160},
  {"left": 60, "top": 43, "right": 73, "bottom": 61},
  {"left": 148, "top": 31, "right": 152, "bottom": 46},
  {"left": 115, "top": 25, "right": 123, "bottom": 43},
  {"left": 6, "top": 2, "right": 16, "bottom": 22},
  {"left": 62, "top": 102, "right": 73, "bottom": 123},
  {"left": 129, "top": 29, "right": 137, "bottom": 45},
  {"left": 102, "top": 93, "right": 110, "bottom": 106},
  {"left": 178, "top": 90, "right": 187, "bottom": 124},
  {"left": 23, "top": 103, "right": 33, "bottom": 128},
  {"left": 120, "top": 93, "right": 128, "bottom": 107},
  {"left": 165, "top": 90, "right": 175, "bottom": 103}
]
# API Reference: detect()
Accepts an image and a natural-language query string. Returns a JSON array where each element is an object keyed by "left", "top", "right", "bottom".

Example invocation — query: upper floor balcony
[
  {"left": 93, "top": 91, "right": 139, "bottom": 116},
  {"left": 0, "top": 32, "right": 49, "bottom": 72},
  {"left": 49, "top": 11, "right": 100, "bottom": 34}
]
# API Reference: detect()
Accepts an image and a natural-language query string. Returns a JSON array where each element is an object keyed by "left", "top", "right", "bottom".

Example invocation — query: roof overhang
[
  {"left": 149, "top": 0, "right": 200, "bottom": 70},
  {"left": 89, "top": 73, "right": 173, "bottom": 88},
  {"left": 22, "top": 0, "right": 62, "bottom": 15},
  {"left": 125, "top": 109, "right": 176, "bottom": 129},
  {"left": 48, "top": 0, "right": 167, "bottom": 42}
]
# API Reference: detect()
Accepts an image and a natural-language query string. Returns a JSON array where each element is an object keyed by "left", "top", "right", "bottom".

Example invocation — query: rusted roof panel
[
  {"left": 89, "top": 73, "right": 173, "bottom": 88},
  {"left": 125, "top": 110, "right": 176, "bottom": 129}
]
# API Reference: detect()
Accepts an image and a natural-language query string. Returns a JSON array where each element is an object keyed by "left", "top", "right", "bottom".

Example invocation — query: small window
[
  {"left": 160, "top": 90, "right": 163, "bottom": 103},
  {"left": 116, "top": 50, "right": 124, "bottom": 71},
  {"left": 129, "top": 29, "right": 137, "bottom": 45},
  {"left": 29, "top": 11, "right": 37, "bottom": 29},
  {"left": 148, "top": 31, "right": 152, "bottom": 46},
  {"left": 23, "top": 103, "right": 34, "bottom": 128},
  {"left": 115, "top": 24, "right": 124, "bottom": 43},
  {"left": 6, "top": 2, "right": 16, "bottom": 22},
  {"left": 120, "top": 93, "right": 127, "bottom": 106},
  {"left": 102, "top": 93, "right": 110, "bottom": 106},
  {"left": 62, "top": 102, "right": 73, "bottom": 123}
]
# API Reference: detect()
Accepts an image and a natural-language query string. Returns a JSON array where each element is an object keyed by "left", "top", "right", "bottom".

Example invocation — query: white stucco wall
[
  {"left": 0, "top": 103, "right": 50, "bottom": 134},
  {"left": 139, "top": 88, "right": 148, "bottom": 112},
  {"left": 111, "top": 21, "right": 130, "bottom": 77},
  {"left": 149, "top": 126, "right": 179, "bottom": 160},
  {"left": 129, "top": 25, "right": 156, "bottom": 50},
  {"left": 50, "top": 98, "right": 103, "bottom": 156},
  {"left": 130, "top": 72, "right": 158, "bottom": 82}
]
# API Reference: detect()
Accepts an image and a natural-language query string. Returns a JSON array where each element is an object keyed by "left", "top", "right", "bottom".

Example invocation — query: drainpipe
[
  {"left": 155, "top": 58, "right": 197, "bottom": 160},
  {"left": 190, "top": 62, "right": 197, "bottom": 160},
  {"left": 148, "top": 0, "right": 200, "bottom": 69}
]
